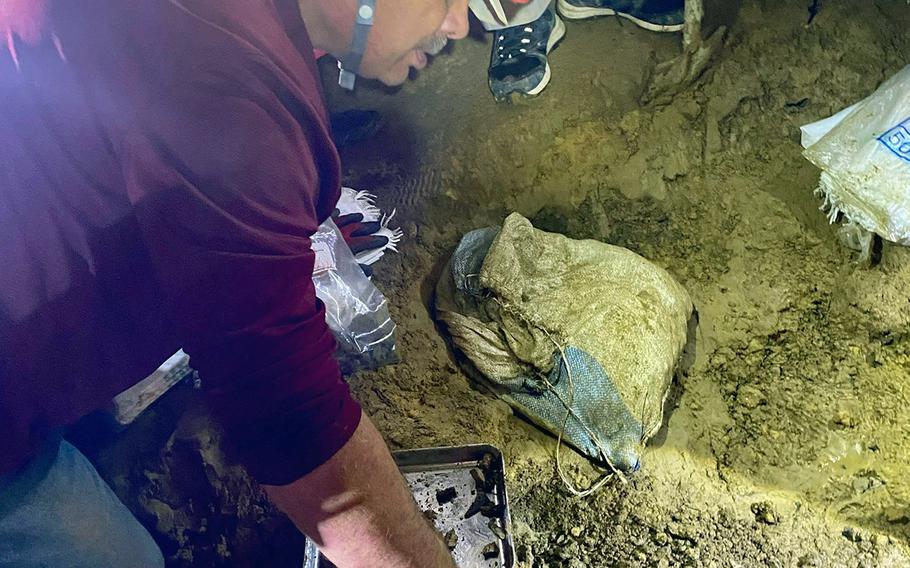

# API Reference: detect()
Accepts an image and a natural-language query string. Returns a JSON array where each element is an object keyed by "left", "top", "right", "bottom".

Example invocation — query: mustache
[{"left": 417, "top": 34, "right": 448, "bottom": 56}]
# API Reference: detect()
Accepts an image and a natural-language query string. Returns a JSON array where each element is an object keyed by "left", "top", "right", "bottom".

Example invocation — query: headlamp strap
[{"left": 337, "top": 0, "right": 376, "bottom": 90}]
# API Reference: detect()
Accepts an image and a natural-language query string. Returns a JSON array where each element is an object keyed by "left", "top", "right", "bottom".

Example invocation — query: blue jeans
[{"left": 0, "top": 437, "right": 164, "bottom": 568}]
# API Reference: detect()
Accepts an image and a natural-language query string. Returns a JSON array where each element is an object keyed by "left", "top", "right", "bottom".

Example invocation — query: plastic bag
[
  {"left": 311, "top": 218, "right": 397, "bottom": 374},
  {"left": 801, "top": 65, "right": 910, "bottom": 257},
  {"left": 435, "top": 214, "right": 693, "bottom": 487}
]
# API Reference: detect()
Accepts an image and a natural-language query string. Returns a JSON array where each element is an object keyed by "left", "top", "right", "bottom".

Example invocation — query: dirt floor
[{"left": 79, "top": 1, "right": 910, "bottom": 566}]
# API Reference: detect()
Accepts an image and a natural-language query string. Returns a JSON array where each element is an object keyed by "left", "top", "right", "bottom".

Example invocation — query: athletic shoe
[
  {"left": 488, "top": 7, "right": 567, "bottom": 100},
  {"left": 557, "top": 0, "right": 684, "bottom": 32}
]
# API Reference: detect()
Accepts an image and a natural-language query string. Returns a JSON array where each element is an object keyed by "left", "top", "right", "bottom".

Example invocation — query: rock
[
  {"left": 797, "top": 553, "right": 821, "bottom": 567},
  {"left": 570, "top": 526, "right": 583, "bottom": 538},
  {"left": 737, "top": 385, "right": 764, "bottom": 409},
  {"left": 443, "top": 529, "right": 458, "bottom": 550},
  {"left": 488, "top": 518, "right": 508, "bottom": 540},
  {"left": 751, "top": 501, "right": 780, "bottom": 525},
  {"left": 842, "top": 527, "right": 862, "bottom": 542},
  {"left": 851, "top": 476, "right": 873, "bottom": 494},
  {"left": 146, "top": 498, "right": 176, "bottom": 535},
  {"left": 481, "top": 542, "right": 499, "bottom": 560},
  {"left": 833, "top": 403, "right": 856, "bottom": 428}
]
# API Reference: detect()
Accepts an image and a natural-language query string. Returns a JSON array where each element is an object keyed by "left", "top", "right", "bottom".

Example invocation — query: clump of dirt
[
  {"left": 72, "top": 388, "right": 305, "bottom": 567},
  {"left": 82, "top": 1, "right": 910, "bottom": 566}
]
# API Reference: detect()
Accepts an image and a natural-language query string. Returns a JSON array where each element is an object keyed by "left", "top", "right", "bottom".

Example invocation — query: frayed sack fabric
[
  {"left": 802, "top": 65, "right": 910, "bottom": 261},
  {"left": 436, "top": 214, "right": 693, "bottom": 491}
]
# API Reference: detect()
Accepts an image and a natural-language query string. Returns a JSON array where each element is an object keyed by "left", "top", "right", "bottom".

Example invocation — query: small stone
[
  {"left": 481, "top": 542, "right": 499, "bottom": 560},
  {"left": 488, "top": 518, "right": 508, "bottom": 540},
  {"left": 570, "top": 526, "right": 583, "bottom": 538},
  {"left": 751, "top": 501, "right": 780, "bottom": 525},
  {"left": 737, "top": 385, "right": 764, "bottom": 409},
  {"left": 797, "top": 554, "right": 820, "bottom": 568},
  {"left": 852, "top": 477, "right": 873, "bottom": 494},
  {"left": 833, "top": 402, "right": 857, "bottom": 428},
  {"left": 444, "top": 529, "right": 458, "bottom": 550},
  {"left": 866, "top": 350, "right": 884, "bottom": 367},
  {"left": 842, "top": 527, "right": 862, "bottom": 542}
]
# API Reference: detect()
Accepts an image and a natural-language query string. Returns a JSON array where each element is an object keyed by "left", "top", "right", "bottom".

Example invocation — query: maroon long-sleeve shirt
[{"left": 0, "top": 0, "right": 362, "bottom": 485}]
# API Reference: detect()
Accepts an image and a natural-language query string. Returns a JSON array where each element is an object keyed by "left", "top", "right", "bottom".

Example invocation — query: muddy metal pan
[{"left": 303, "top": 444, "right": 515, "bottom": 568}]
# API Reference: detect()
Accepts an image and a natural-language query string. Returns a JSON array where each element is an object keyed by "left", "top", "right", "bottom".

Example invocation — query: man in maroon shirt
[{"left": 0, "top": 0, "right": 467, "bottom": 566}]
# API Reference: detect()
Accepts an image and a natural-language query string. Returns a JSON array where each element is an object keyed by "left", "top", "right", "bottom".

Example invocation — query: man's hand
[
  {"left": 333, "top": 209, "right": 389, "bottom": 255},
  {"left": 263, "top": 413, "right": 456, "bottom": 568}
]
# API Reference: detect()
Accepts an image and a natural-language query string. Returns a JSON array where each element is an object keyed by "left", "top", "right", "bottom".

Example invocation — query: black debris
[
  {"left": 464, "top": 492, "right": 492, "bottom": 519},
  {"left": 471, "top": 467, "right": 496, "bottom": 493},
  {"left": 479, "top": 453, "right": 494, "bottom": 470},
  {"left": 481, "top": 502, "right": 505, "bottom": 519},
  {"left": 470, "top": 468, "right": 486, "bottom": 490},
  {"left": 784, "top": 98, "right": 810, "bottom": 112},
  {"left": 436, "top": 486, "right": 458, "bottom": 505}
]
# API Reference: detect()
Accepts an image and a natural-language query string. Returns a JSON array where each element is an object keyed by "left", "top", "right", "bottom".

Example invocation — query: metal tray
[{"left": 303, "top": 444, "right": 514, "bottom": 568}]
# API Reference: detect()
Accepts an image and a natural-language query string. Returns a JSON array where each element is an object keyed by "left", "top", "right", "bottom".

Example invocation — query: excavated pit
[{"left": 78, "top": 2, "right": 910, "bottom": 566}]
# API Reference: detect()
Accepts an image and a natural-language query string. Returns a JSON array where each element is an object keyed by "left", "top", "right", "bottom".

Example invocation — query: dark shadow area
[{"left": 648, "top": 310, "right": 699, "bottom": 449}]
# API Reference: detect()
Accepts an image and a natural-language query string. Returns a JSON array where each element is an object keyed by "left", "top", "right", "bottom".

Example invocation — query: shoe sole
[
  {"left": 556, "top": 0, "right": 684, "bottom": 32},
  {"left": 524, "top": 13, "right": 567, "bottom": 97}
]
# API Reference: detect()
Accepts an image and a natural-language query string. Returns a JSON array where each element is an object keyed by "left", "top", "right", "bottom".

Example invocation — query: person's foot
[
  {"left": 488, "top": 7, "right": 566, "bottom": 101},
  {"left": 557, "top": 0, "right": 684, "bottom": 32}
]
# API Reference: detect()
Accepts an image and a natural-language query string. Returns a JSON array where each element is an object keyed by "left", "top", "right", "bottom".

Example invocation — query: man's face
[{"left": 357, "top": 0, "right": 470, "bottom": 85}]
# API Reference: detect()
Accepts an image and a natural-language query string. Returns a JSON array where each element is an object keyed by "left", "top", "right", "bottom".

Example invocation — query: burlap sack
[{"left": 436, "top": 213, "right": 693, "bottom": 472}]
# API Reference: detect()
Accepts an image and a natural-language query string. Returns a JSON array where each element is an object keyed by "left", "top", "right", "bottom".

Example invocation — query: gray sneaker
[
  {"left": 557, "top": 0, "right": 684, "bottom": 32},
  {"left": 488, "top": 7, "right": 567, "bottom": 100}
]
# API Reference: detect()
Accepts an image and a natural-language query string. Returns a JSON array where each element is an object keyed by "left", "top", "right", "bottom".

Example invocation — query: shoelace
[{"left": 492, "top": 18, "right": 548, "bottom": 61}]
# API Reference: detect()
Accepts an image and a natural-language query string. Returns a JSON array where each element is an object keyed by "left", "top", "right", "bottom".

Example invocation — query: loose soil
[{"left": 78, "top": 1, "right": 910, "bottom": 566}]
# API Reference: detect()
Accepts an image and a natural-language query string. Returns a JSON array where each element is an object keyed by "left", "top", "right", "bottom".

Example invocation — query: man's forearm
[{"left": 263, "top": 412, "right": 456, "bottom": 568}]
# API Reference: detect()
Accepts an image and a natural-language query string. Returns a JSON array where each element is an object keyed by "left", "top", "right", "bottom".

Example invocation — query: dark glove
[{"left": 332, "top": 209, "right": 390, "bottom": 255}]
